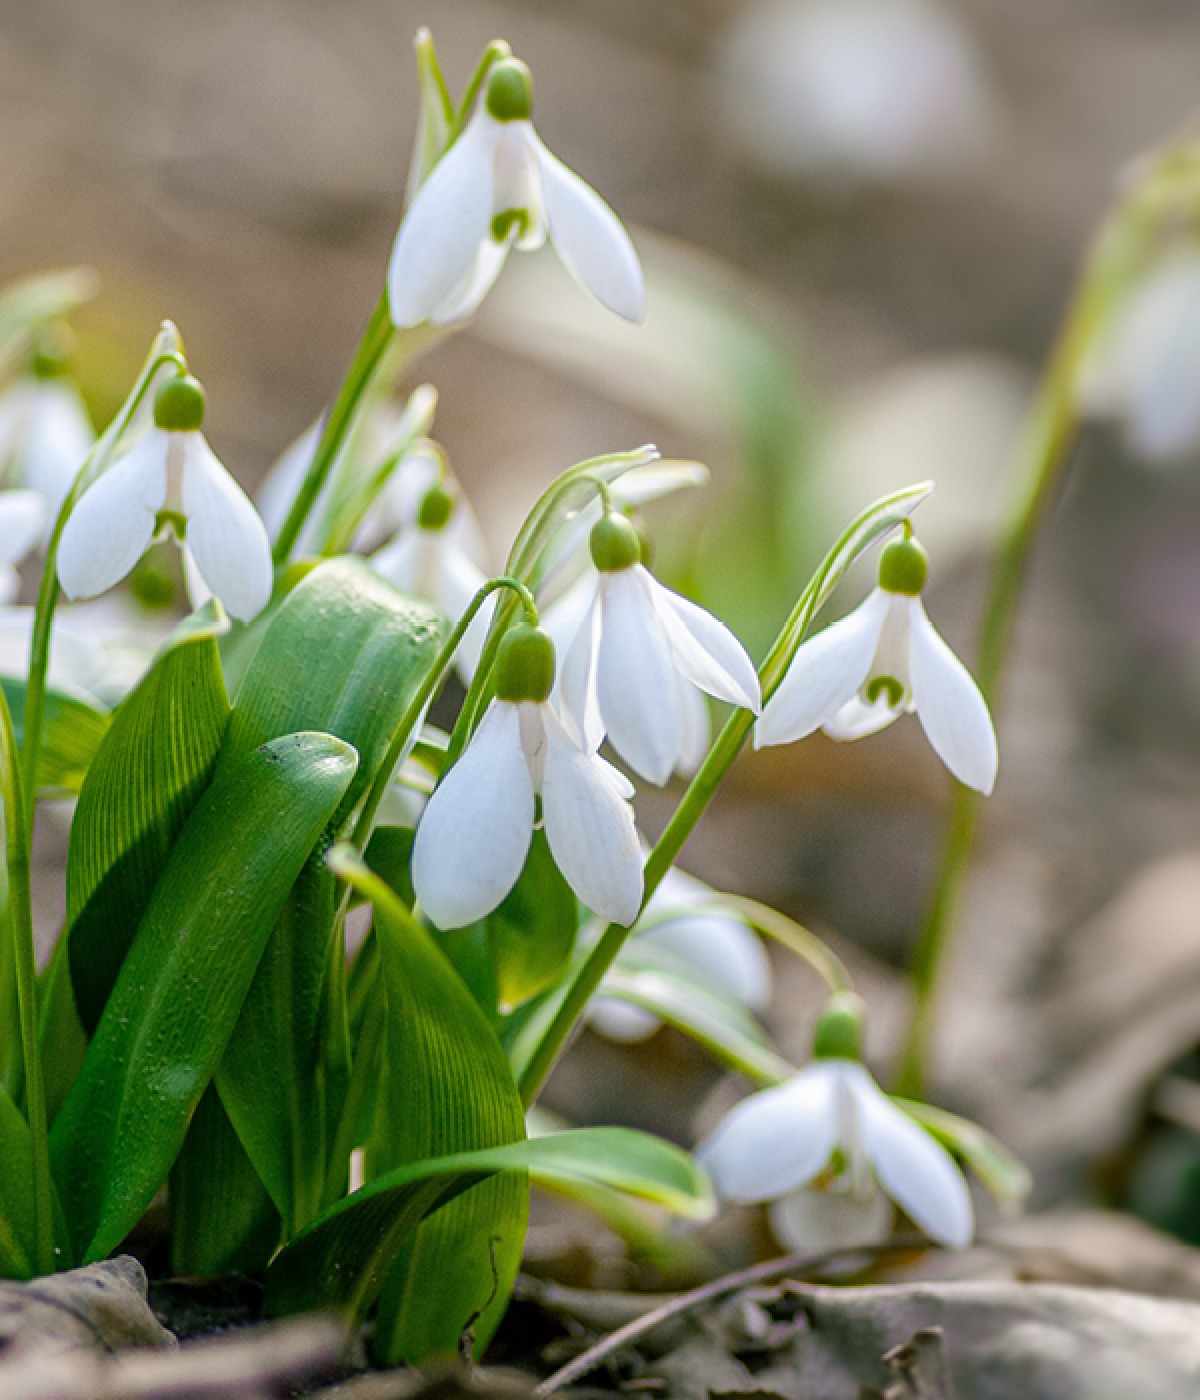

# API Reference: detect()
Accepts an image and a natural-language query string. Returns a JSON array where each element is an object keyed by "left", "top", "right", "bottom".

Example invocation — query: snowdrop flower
[
  {"left": 592, "top": 865, "right": 771, "bottom": 1042},
  {"left": 756, "top": 532, "right": 997, "bottom": 794},
  {"left": 371, "top": 479, "right": 491, "bottom": 681},
  {"left": 387, "top": 57, "right": 645, "bottom": 327},
  {"left": 558, "top": 512, "right": 760, "bottom": 785},
  {"left": 0, "top": 359, "right": 95, "bottom": 519},
  {"left": 1078, "top": 252, "right": 1200, "bottom": 463},
  {"left": 697, "top": 993, "right": 973, "bottom": 1249},
  {"left": 0, "top": 490, "right": 48, "bottom": 603},
  {"left": 58, "top": 374, "right": 273, "bottom": 623},
  {"left": 412, "top": 622, "right": 643, "bottom": 929}
]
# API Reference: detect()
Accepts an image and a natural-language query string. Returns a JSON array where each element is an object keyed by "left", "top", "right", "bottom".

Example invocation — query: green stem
[
  {"left": 271, "top": 293, "right": 395, "bottom": 565},
  {"left": 0, "top": 682, "right": 53, "bottom": 1272},
  {"left": 893, "top": 169, "right": 1180, "bottom": 1098}
]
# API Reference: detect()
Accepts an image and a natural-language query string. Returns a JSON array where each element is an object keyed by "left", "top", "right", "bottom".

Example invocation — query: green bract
[
  {"left": 153, "top": 373, "right": 206, "bottom": 432},
  {"left": 484, "top": 58, "right": 533, "bottom": 122}
]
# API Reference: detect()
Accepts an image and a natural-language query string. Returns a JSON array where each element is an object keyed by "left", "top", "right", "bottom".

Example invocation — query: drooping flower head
[
  {"left": 411, "top": 621, "right": 643, "bottom": 929},
  {"left": 388, "top": 57, "right": 646, "bottom": 328},
  {"left": 697, "top": 991, "right": 974, "bottom": 1250},
  {"left": 558, "top": 511, "right": 761, "bottom": 785},
  {"left": 58, "top": 372, "right": 274, "bottom": 623},
  {"left": 756, "top": 530, "right": 997, "bottom": 794}
]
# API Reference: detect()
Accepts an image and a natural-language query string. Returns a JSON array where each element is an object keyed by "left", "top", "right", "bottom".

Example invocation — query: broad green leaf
[
  {"left": 0, "top": 1082, "right": 41, "bottom": 1277},
  {"left": 265, "top": 1126, "right": 714, "bottom": 1322},
  {"left": 48, "top": 731, "right": 357, "bottom": 1264},
  {"left": 215, "top": 558, "right": 441, "bottom": 1232},
  {"left": 66, "top": 603, "right": 231, "bottom": 1036},
  {"left": 1, "top": 681, "right": 109, "bottom": 798},
  {"left": 487, "top": 831, "right": 577, "bottom": 1010}
]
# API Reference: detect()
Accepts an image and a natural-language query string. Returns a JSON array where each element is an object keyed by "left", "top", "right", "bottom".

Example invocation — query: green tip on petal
[
  {"left": 485, "top": 58, "right": 533, "bottom": 121},
  {"left": 496, "top": 623, "right": 556, "bottom": 703},
  {"left": 590, "top": 512, "right": 642, "bottom": 573},
  {"left": 154, "top": 373, "right": 206, "bottom": 433},
  {"left": 812, "top": 990, "right": 866, "bottom": 1061},
  {"left": 417, "top": 482, "right": 455, "bottom": 530},
  {"left": 31, "top": 321, "right": 76, "bottom": 380},
  {"left": 878, "top": 536, "right": 928, "bottom": 596}
]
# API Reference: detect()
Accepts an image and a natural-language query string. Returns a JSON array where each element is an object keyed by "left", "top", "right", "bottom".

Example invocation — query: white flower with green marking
[
  {"left": 412, "top": 623, "right": 643, "bottom": 929},
  {"left": 756, "top": 532, "right": 997, "bottom": 794},
  {"left": 387, "top": 58, "right": 646, "bottom": 327},
  {"left": 57, "top": 373, "right": 273, "bottom": 623},
  {"left": 697, "top": 993, "right": 973, "bottom": 1249}
]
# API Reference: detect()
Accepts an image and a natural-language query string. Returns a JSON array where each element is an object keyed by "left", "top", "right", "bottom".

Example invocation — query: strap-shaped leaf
[
  {"left": 48, "top": 731, "right": 358, "bottom": 1264},
  {"left": 66, "top": 603, "right": 231, "bottom": 1035},
  {"left": 265, "top": 1127, "right": 713, "bottom": 1321},
  {"left": 215, "top": 558, "right": 441, "bottom": 1230},
  {"left": 1, "top": 680, "right": 109, "bottom": 798}
]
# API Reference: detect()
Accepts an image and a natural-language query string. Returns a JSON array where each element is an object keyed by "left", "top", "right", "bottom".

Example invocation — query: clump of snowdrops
[{"left": 3, "top": 24, "right": 1187, "bottom": 1365}]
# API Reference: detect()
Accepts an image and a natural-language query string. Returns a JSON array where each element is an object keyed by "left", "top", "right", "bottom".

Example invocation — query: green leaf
[
  {"left": 0, "top": 1082, "right": 42, "bottom": 1277},
  {"left": 214, "top": 558, "right": 441, "bottom": 1231},
  {"left": 48, "top": 731, "right": 357, "bottom": 1264},
  {"left": 265, "top": 1127, "right": 714, "bottom": 1322},
  {"left": 66, "top": 603, "right": 231, "bottom": 1036},
  {"left": 895, "top": 1097, "right": 1032, "bottom": 1209},
  {"left": 1, "top": 681, "right": 109, "bottom": 798},
  {"left": 487, "top": 831, "right": 577, "bottom": 1010}
]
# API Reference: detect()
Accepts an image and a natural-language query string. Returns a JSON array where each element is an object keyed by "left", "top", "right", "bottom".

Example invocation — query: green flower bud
[
  {"left": 154, "top": 374, "right": 206, "bottom": 433},
  {"left": 496, "top": 623, "right": 555, "bottom": 703},
  {"left": 485, "top": 58, "right": 533, "bottom": 122},
  {"left": 590, "top": 513, "right": 641, "bottom": 573},
  {"left": 417, "top": 482, "right": 455, "bottom": 530},
  {"left": 878, "top": 536, "right": 928, "bottom": 596},
  {"left": 811, "top": 990, "right": 866, "bottom": 1061},
  {"left": 31, "top": 323, "right": 76, "bottom": 380}
]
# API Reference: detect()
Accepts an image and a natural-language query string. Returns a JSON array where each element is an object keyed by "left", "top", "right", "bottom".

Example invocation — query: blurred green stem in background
[{"left": 896, "top": 139, "right": 1200, "bottom": 1098}]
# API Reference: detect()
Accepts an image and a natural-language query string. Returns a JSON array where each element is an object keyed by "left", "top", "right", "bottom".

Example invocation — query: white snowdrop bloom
[
  {"left": 756, "top": 533, "right": 997, "bottom": 794},
  {"left": 716, "top": 0, "right": 994, "bottom": 186},
  {"left": 1078, "top": 252, "right": 1200, "bottom": 463},
  {"left": 0, "top": 490, "right": 48, "bottom": 603},
  {"left": 371, "top": 480, "right": 492, "bottom": 681},
  {"left": 412, "top": 623, "right": 643, "bottom": 929},
  {"left": 592, "top": 865, "right": 771, "bottom": 1043},
  {"left": 559, "top": 513, "right": 760, "bottom": 785},
  {"left": 768, "top": 1180, "right": 894, "bottom": 1254},
  {"left": 697, "top": 994, "right": 973, "bottom": 1249},
  {"left": 387, "top": 58, "right": 645, "bottom": 328},
  {"left": 57, "top": 374, "right": 273, "bottom": 623},
  {"left": 0, "top": 373, "right": 95, "bottom": 519}
]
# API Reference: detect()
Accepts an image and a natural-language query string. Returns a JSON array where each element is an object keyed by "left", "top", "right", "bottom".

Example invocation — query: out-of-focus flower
[
  {"left": 558, "top": 512, "right": 760, "bottom": 785},
  {"left": 0, "top": 370, "right": 95, "bottom": 519},
  {"left": 58, "top": 374, "right": 273, "bottom": 623},
  {"left": 1078, "top": 252, "right": 1200, "bottom": 463},
  {"left": 715, "top": 0, "right": 994, "bottom": 187},
  {"left": 756, "top": 533, "right": 997, "bottom": 794},
  {"left": 697, "top": 993, "right": 973, "bottom": 1249},
  {"left": 0, "top": 490, "right": 47, "bottom": 603},
  {"left": 388, "top": 58, "right": 645, "bottom": 327},
  {"left": 412, "top": 624, "right": 642, "bottom": 928}
]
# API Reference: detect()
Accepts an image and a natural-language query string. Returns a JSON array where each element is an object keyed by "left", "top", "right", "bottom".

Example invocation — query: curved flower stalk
[
  {"left": 558, "top": 512, "right": 760, "bottom": 785},
  {"left": 371, "top": 479, "right": 492, "bottom": 682},
  {"left": 57, "top": 372, "right": 273, "bottom": 623},
  {"left": 697, "top": 993, "right": 973, "bottom": 1250},
  {"left": 756, "top": 530, "right": 997, "bottom": 794},
  {"left": 412, "top": 622, "right": 643, "bottom": 929},
  {"left": 591, "top": 865, "right": 771, "bottom": 1042},
  {"left": 388, "top": 57, "right": 646, "bottom": 327},
  {"left": 0, "top": 371, "right": 94, "bottom": 520}
]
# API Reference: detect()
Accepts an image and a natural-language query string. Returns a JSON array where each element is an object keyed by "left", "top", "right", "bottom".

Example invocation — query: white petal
[
  {"left": 821, "top": 692, "right": 901, "bottom": 741},
  {"left": 539, "top": 705, "right": 643, "bottom": 925},
  {"left": 181, "top": 435, "right": 274, "bottom": 623},
  {"left": 430, "top": 233, "right": 514, "bottom": 325},
  {"left": 0, "top": 490, "right": 48, "bottom": 568},
  {"left": 696, "top": 1065, "right": 841, "bottom": 1202},
  {"left": 387, "top": 111, "right": 499, "bottom": 328},
  {"left": 257, "top": 422, "right": 323, "bottom": 549},
  {"left": 650, "top": 572, "right": 761, "bottom": 712},
  {"left": 532, "top": 135, "right": 646, "bottom": 322},
  {"left": 755, "top": 588, "right": 891, "bottom": 747},
  {"left": 846, "top": 1065, "right": 974, "bottom": 1248},
  {"left": 558, "top": 584, "right": 604, "bottom": 752},
  {"left": 640, "top": 910, "right": 770, "bottom": 1011},
  {"left": 596, "top": 569, "right": 683, "bottom": 785},
  {"left": 57, "top": 432, "right": 166, "bottom": 600},
  {"left": 588, "top": 997, "right": 662, "bottom": 1043},
  {"left": 439, "top": 545, "right": 492, "bottom": 681},
  {"left": 21, "top": 382, "right": 94, "bottom": 517},
  {"left": 370, "top": 529, "right": 424, "bottom": 595},
  {"left": 906, "top": 598, "right": 998, "bottom": 794},
  {"left": 674, "top": 678, "right": 711, "bottom": 776},
  {"left": 411, "top": 701, "right": 535, "bottom": 928},
  {"left": 768, "top": 1183, "right": 894, "bottom": 1253}
]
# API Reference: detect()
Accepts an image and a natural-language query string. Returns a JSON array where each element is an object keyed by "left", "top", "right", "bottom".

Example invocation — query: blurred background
[{"left": 10, "top": 0, "right": 1200, "bottom": 1257}]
